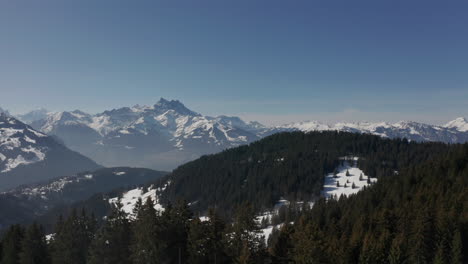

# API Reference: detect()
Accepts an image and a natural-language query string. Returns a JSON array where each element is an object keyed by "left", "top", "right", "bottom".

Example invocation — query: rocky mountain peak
[{"left": 153, "top": 98, "right": 199, "bottom": 116}]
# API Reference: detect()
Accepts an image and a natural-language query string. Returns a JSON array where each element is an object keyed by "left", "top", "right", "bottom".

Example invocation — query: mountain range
[
  {"left": 10, "top": 98, "right": 468, "bottom": 171},
  {"left": 0, "top": 114, "right": 100, "bottom": 190}
]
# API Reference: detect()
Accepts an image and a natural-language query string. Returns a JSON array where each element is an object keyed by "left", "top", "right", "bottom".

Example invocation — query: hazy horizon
[
  {"left": 1, "top": 0, "right": 467, "bottom": 125},
  {"left": 4, "top": 98, "right": 465, "bottom": 127}
]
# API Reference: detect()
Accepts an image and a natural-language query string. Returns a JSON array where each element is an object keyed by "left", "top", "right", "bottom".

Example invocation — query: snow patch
[
  {"left": 109, "top": 181, "right": 170, "bottom": 217},
  {"left": 322, "top": 157, "right": 377, "bottom": 198}
]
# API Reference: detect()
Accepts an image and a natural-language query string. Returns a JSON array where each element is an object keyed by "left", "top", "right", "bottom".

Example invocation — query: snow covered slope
[{"left": 0, "top": 114, "right": 101, "bottom": 190}]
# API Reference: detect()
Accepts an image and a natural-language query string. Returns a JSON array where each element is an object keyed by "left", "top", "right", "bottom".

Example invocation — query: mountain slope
[
  {"left": 0, "top": 114, "right": 101, "bottom": 190},
  {"left": 0, "top": 167, "right": 167, "bottom": 230}
]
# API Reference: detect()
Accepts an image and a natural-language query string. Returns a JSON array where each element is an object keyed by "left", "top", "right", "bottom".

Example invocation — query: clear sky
[{"left": 0, "top": 0, "right": 467, "bottom": 125}]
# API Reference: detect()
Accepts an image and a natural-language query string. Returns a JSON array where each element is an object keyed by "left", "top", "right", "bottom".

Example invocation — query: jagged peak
[{"left": 153, "top": 98, "right": 199, "bottom": 116}]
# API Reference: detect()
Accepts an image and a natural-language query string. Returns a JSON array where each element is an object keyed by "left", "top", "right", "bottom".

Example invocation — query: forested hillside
[
  {"left": 268, "top": 143, "right": 468, "bottom": 263},
  {"left": 162, "top": 131, "right": 451, "bottom": 215},
  {"left": 0, "top": 167, "right": 166, "bottom": 231},
  {"left": 33, "top": 131, "right": 452, "bottom": 226},
  {"left": 1, "top": 143, "right": 466, "bottom": 264}
]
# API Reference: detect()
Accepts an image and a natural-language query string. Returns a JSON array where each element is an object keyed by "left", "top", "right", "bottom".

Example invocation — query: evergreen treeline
[
  {"left": 162, "top": 131, "right": 450, "bottom": 215},
  {"left": 0, "top": 200, "right": 270, "bottom": 264},
  {"left": 1, "top": 142, "right": 466, "bottom": 263}
]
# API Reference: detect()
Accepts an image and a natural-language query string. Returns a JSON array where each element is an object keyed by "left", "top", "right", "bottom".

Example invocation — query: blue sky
[{"left": 0, "top": 0, "right": 467, "bottom": 125}]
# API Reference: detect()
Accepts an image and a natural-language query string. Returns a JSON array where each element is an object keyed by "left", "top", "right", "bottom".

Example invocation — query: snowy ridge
[
  {"left": 0, "top": 114, "right": 49, "bottom": 173},
  {"left": 30, "top": 98, "right": 254, "bottom": 147},
  {"left": 271, "top": 118, "right": 468, "bottom": 143}
]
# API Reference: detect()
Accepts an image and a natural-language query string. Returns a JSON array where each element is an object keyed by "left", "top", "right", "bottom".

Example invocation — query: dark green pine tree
[
  {"left": 187, "top": 217, "right": 209, "bottom": 264},
  {"left": 50, "top": 209, "right": 96, "bottom": 264},
  {"left": 408, "top": 208, "right": 435, "bottom": 264},
  {"left": 187, "top": 208, "right": 229, "bottom": 264},
  {"left": 346, "top": 169, "right": 350, "bottom": 176},
  {"left": 268, "top": 224, "right": 294, "bottom": 264},
  {"left": 450, "top": 228, "right": 463, "bottom": 264},
  {"left": 225, "top": 203, "right": 267, "bottom": 264},
  {"left": 159, "top": 199, "right": 193, "bottom": 264},
  {"left": 1, "top": 224, "right": 24, "bottom": 264},
  {"left": 433, "top": 245, "right": 446, "bottom": 264},
  {"left": 88, "top": 201, "right": 132, "bottom": 264},
  {"left": 132, "top": 197, "right": 143, "bottom": 218},
  {"left": 19, "top": 223, "right": 49, "bottom": 264},
  {"left": 291, "top": 217, "right": 328, "bottom": 264},
  {"left": 388, "top": 234, "right": 406, "bottom": 264},
  {"left": 206, "top": 208, "right": 229, "bottom": 264},
  {"left": 130, "top": 197, "right": 164, "bottom": 264}
]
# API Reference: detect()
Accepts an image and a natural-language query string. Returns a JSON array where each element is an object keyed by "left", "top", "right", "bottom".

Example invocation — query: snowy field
[
  {"left": 108, "top": 181, "right": 170, "bottom": 217},
  {"left": 322, "top": 157, "right": 376, "bottom": 198}
]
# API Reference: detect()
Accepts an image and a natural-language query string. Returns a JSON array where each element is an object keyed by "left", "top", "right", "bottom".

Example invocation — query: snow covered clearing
[
  {"left": 322, "top": 157, "right": 377, "bottom": 199},
  {"left": 109, "top": 181, "right": 170, "bottom": 217}
]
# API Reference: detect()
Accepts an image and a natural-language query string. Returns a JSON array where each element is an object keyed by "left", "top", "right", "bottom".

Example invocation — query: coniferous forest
[
  {"left": 162, "top": 131, "right": 452, "bottom": 215},
  {"left": 1, "top": 132, "right": 467, "bottom": 263}
]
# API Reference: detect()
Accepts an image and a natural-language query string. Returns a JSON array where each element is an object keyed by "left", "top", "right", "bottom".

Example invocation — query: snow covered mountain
[
  {"left": 0, "top": 114, "right": 101, "bottom": 190},
  {"left": 267, "top": 118, "right": 468, "bottom": 143},
  {"left": 17, "top": 108, "right": 50, "bottom": 124},
  {"left": 26, "top": 99, "right": 261, "bottom": 170},
  {"left": 19, "top": 99, "right": 468, "bottom": 170},
  {"left": 444, "top": 117, "right": 468, "bottom": 132}
]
